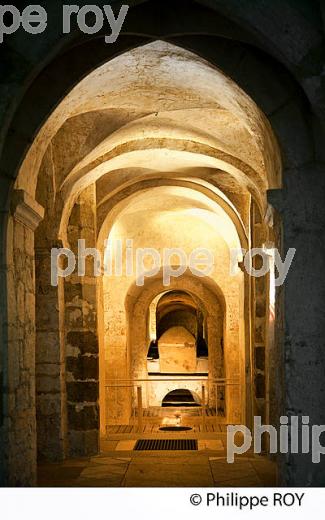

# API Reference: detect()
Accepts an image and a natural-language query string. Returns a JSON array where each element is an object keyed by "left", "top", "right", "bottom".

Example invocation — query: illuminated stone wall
[{"left": 2, "top": 4, "right": 323, "bottom": 486}]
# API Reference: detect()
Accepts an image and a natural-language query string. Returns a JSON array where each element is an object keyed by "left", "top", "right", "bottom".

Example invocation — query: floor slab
[{"left": 38, "top": 448, "right": 276, "bottom": 487}]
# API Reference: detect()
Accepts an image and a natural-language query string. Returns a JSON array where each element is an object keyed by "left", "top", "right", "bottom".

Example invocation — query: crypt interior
[{"left": 1, "top": 0, "right": 325, "bottom": 487}]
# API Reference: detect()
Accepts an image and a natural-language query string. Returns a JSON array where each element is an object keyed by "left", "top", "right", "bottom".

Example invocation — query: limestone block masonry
[{"left": 2, "top": 190, "right": 44, "bottom": 485}]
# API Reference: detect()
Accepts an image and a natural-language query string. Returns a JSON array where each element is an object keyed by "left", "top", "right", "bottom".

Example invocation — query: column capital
[{"left": 11, "top": 189, "right": 44, "bottom": 231}]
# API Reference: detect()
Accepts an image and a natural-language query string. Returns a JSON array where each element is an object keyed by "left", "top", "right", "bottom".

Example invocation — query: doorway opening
[{"left": 162, "top": 389, "right": 200, "bottom": 407}]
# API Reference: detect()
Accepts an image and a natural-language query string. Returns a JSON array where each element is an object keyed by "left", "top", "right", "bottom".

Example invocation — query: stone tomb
[{"left": 158, "top": 326, "right": 197, "bottom": 373}]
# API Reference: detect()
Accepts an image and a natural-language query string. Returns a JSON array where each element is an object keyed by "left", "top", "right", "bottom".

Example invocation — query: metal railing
[{"left": 104, "top": 377, "right": 240, "bottom": 432}]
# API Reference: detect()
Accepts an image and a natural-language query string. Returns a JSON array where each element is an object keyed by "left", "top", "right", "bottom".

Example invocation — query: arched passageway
[
  {"left": 2, "top": 39, "right": 284, "bottom": 479},
  {"left": 162, "top": 389, "right": 200, "bottom": 407},
  {"left": 1, "top": 0, "right": 324, "bottom": 488},
  {"left": 1, "top": 38, "right": 285, "bottom": 484}
]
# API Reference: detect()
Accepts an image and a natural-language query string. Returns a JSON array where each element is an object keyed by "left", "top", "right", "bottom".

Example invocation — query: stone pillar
[
  {"left": 207, "top": 313, "right": 223, "bottom": 410},
  {"left": 35, "top": 243, "right": 67, "bottom": 461},
  {"left": 250, "top": 202, "right": 268, "bottom": 424},
  {"left": 267, "top": 208, "right": 285, "bottom": 429},
  {"left": 269, "top": 163, "right": 325, "bottom": 485},
  {"left": 225, "top": 294, "right": 242, "bottom": 424},
  {"left": 64, "top": 186, "right": 99, "bottom": 457},
  {"left": 0, "top": 190, "right": 44, "bottom": 485}
]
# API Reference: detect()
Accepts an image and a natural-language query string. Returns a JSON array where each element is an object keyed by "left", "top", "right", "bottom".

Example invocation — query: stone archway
[
  {"left": 124, "top": 271, "right": 244, "bottom": 424},
  {"left": 1, "top": 1, "right": 324, "bottom": 487}
]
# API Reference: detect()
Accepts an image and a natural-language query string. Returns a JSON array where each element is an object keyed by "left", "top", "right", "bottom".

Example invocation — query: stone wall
[{"left": 2, "top": 190, "right": 43, "bottom": 485}]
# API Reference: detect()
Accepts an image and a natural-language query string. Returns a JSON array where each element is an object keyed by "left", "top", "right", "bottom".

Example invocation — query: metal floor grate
[{"left": 134, "top": 439, "right": 198, "bottom": 451}]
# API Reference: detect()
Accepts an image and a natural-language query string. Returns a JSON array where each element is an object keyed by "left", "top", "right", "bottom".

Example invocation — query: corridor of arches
[
  {"left": 1, "top": 0, "right": 324, "bottom": 487},
  {"left": 5, "top": 40, "right": 281, "bottom": 484}
]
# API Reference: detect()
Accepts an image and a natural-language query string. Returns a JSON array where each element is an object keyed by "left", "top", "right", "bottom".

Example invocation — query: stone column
[
  {"left": 225, "top": 295, "right": 242, "bottom": 424},
  {"left": 242, "top": 268, "right": 254, "bottom": 430},
  {"left": 250, "top": 202, "right": 268, "bottom": 424},
  {"left": 35, "top": 243, "right": 67, "bottom": 461},
  {"left": 0, "top": 190, "right": 44, "bottom": 485},
  {"left": 64, "top": 186, "right": 99, "bottom": 457},
  {"left": 207, "top": 313, "right": 223, "bottom": 410}
]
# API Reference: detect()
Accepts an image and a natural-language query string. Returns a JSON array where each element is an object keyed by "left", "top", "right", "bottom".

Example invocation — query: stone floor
[{"left": 38, "top": 439, "right": 276, "bottom": 487}]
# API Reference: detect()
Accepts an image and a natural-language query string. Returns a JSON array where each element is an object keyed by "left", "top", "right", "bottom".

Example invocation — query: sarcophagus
[{"left": 158, "top": 326, "right": 196, "bottom": 373}]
